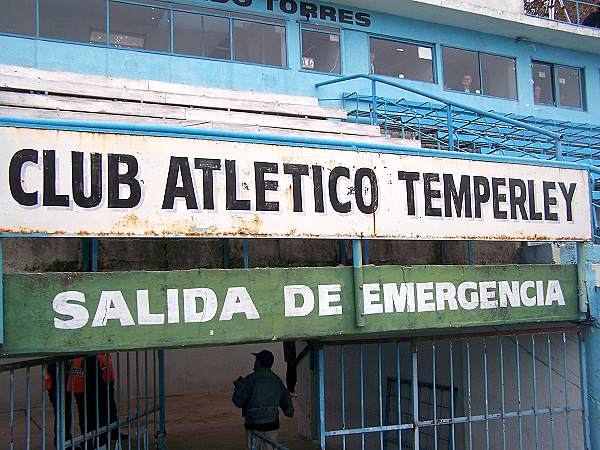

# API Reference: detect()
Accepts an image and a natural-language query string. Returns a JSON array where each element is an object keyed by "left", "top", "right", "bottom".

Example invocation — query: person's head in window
[{"left": 462, "top": 74, "right": 473, "bottom": 93}]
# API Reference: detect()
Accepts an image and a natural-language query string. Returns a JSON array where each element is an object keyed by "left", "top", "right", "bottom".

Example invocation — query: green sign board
[{"left": 1, "top": 264, "right": 579, "bottom": 356}]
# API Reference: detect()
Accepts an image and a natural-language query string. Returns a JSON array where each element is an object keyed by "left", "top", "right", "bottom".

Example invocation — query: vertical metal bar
[
  {"left": 499, "top": 337, "right": 506, "bottom": 450},
  {"left": 117, "top": 353, "right": 122, "bottom": 449},
  {"left": 157, "top": 350, "right": 166, "bottom": 450},
  {"left": 467, "top": 241, "right": 474, "bottom": 265},
  {"left": 153, "top": 351, "right": 157, "bottom": 439},
  {"left": 83, "top": 358, "right": 88, "bottom": 450},
  {"left": 9, "top": 370, "right": 14, "bottom": 450},
  {"left": 243, "top": 238, "right": 249, "bottom": 269},
  {"left": 136, "top": 352, "right": 140, "bottom": 450},
  {"left": 70, "top": 363, "right": 75, "bottom": 450},
  {"left": 396, "top": 342, "right": 402, "bottom": 450},
  {"left": 95, "top": 358, "right": 100, "bottom": 450},
  {"left": 449, "top": 341, "right": 455, "bottom": 450},
  {"left": 338, "top": 240, "right": 346, "bottom": 265},
  {"left": 532, "top": 336, "right": 539, "bottom": 450},
  {"left": 447, "top": 105, "right": 454, "bottom": 151},
  {"left": 516, "top": 336, "right": 523, "bottom": 450},
  {"left": 26, "top": 367, "right": 31, "bottom": 450},
  {"left": 371, "top": 80, "right": 377, "bottom": 125},
  {"left": 58, "top": 361, "right": 66, "bottom": 450},
  {"left": 483, "top": 339, "right": 490, "bottom": 450},
  {"left": 91, "top": 238, "right": 99, "bottom": 272},
  {"left": 378, "top": 344, "right": 383, "bottom": 449},
  {"left": 563, "top": 333, "right": 572, "bottom": 450},
  {"left": 360, "top": 344, "right": 365, "bottom": 450},
  {"left": 42, "top": 366, "right": 46, "bottom": 450},
  {"left": 412, "top": 343, "right": 419, "bottom": 450},
  {"left": 547, "top": 335, "right": 556, "bottom": 450},
  {"left": 466, "top": 341, "right": 472, "bottom": 450},
  {"left": 363, "top": 240, "right": 369, "bottom": 265},
  {"left": 340, "top": 346, "right": 346, "bottom": 450},
  {"left": 579, "top": 332, "right": 591, "bottom": 450},
  {"left": 318, "top": 347, "right": 326, "bottom": 450},
  {"left": 127, "top": 352, "right": 132, "bottom": 450},
  {"left": 145, "top": 351, "right": 149, "bottom": 449},
  {"left": 352, "top": 240, "right": 365, "bottom": 327},
  {"left": 432, "top": 343, "right": 438, "bottom": 450},
  {"left": 107, "top": 353, "right": 111, "bottom": 450}
]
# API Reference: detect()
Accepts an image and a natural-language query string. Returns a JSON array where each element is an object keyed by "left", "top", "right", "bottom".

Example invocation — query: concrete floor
[{"left": 0, "top": 390, "right": 318, "bottom": 450}]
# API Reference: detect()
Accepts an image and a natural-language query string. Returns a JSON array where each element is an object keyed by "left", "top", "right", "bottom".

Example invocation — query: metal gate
[
  {"left": 1, "top": 350, "right": 165, "bottom": 450},
  {"left": 317, "top": 328, "right": 588, "bottom": 450}
]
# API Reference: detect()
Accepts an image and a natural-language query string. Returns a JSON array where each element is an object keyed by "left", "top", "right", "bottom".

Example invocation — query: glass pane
[
  {"left": 173, "top": 11, "right": 230, "bottom": 60},
  {"left": 0, "top": 0, "right": 35, "bottom": 36},
  {"left": 532, "top": 62, "right": 555, "bottom": 106},
  {"left": 370, "top": 38, "right": 434, "bottom": 83},
  {"left": 481, "top": 53, "right": 517, "bottom": 100},
  {"left": 40, "top": 0, "right": 106, "bottom": 44},
  {"left": 557, "top": 66, "right": 582, "bottom": 109},
  {"left": 301, "top": 29, "right": 340, "bottom": 74},
  {"left": 232, "top": 20, "right": 286, "bottom": 67},
  {"left": 109, "top": 1, "right": 170, "bottom": 52},
  {"left": 442, "top": 47, "right": 481, "bottom": 94}
]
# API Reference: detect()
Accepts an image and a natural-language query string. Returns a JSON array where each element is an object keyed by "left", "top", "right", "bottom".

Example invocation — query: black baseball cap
[{"left": 252, "top": 349, "right": 275, "bottom": 368}]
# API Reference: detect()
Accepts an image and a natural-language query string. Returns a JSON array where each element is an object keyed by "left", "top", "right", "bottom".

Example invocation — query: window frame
[
  {"left": 441, "top": 45, "right": 519, "bottom": 101},
  {"left": 0, "top": 0, "right": 291, "bottom": 70},
  {"left": 531, "top": 60, "right": 585, "bottom": 110},
  {"left": 299, "top": 22, "right": 342, "bottom": 76},
  {"left": 368, "top": 35, "right": 437, "bottom": 84}
]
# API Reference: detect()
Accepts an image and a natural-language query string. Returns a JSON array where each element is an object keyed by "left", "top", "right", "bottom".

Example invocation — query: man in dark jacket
[{"left": 232, "top": 350, "right": 294, "bottom": 449}]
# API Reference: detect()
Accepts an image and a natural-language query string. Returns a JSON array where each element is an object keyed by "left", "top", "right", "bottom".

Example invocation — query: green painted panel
[{"left": 1, "top": 264, "right": 579, "bottom": 356}]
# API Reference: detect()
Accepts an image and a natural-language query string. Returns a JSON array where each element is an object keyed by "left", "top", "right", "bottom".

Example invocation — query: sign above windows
[
  {"left": 0, "top": 127, "right": 591, "bottom": 241},
  {"left": 0, "top": 264, "right": 579, "bottom": 355}
]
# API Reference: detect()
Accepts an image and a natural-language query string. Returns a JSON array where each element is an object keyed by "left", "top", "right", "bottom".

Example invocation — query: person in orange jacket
[{"left": 45, "top": 361, "right": 75, "bottom": 447}]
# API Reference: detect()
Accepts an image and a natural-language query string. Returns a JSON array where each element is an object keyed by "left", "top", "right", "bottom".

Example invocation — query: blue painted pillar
[{"left": 583, "top": 242, "right": 600, "bottom": 449}]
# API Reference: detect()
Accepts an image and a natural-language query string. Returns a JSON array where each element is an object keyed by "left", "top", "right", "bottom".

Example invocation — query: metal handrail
[
  {"left": 315, "top": 74, "right": 564, "bottom": 157},
  {"left": 250, "top": 431, "right": 290, "bottom": 450}
]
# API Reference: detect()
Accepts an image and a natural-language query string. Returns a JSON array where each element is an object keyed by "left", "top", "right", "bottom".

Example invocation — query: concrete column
[{"left": 584, "top": 244, "right": 600, "bottom": 449}]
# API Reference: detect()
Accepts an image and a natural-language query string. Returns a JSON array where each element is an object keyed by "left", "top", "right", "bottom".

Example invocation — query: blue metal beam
[{"left": 0, "top": 116, "right": 584, "bottom": 171}]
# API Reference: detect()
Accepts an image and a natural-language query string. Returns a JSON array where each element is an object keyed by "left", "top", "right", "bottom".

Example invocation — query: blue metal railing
[
  {"left": 1, "top": 351, "right": 166, "bottom": 450},
  {"left": 315, "top": 74, "right": 565, "bottom": 159},
  {"left": 250, "top": 431, "right": 290, "bottom": 450},
  {"left": 525, "top": 0, "right": 600, "bottom": 27}
]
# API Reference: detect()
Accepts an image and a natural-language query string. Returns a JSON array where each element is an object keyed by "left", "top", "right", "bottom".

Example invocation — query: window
[
  {"left": 0, "top": 0, "right": 36, "bottom": 36},
  {"left": 301, "top": 24, "right": 340, "bottom": 74},
  {"left": 0, "top": 0, "right": 289, "bottom": 69},
  {"left": 232, "top": 18, "right": 286, "bottom": 67},
  {"left": 109, "top": 1, "right": 170, "bottom": 52},
  {"left": 480, "top": 53, "right": 517, "bottom": 100},
  {"left": 532, "top": 61, "right": 583, "bottom": 109},
  {"left": 369, "top": 37, "right": 434, "bottom": 83},
  {"left": 443, "top": 47, "right": 481, "bottom": 94},
  {"left": 173, "top": 11, "right": 230, "bottom": 60},
  {"left": 39, "top": 0, "right": 106, "bottom": 44},
  {"left": 443, "top": 47, "right": 517, "bottom": 100}
]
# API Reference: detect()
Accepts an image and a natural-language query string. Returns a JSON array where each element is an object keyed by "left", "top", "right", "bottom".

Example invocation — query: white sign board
[{"left": 0, "top": 127, "right": 591, "bottom": 240}]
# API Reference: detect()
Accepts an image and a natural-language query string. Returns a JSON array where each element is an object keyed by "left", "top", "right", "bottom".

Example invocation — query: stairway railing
[{"left": 316, "top": 74, "right": 564, "bottom": 159}]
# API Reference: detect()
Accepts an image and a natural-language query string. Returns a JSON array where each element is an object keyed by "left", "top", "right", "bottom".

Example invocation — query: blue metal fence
[
  {"left": 0, "top": 351, "right": 166, "bottom": 450},
  {"left": 317, "top": 328, "right": 587, "bottom": 450},
  {"left": 524, "top": 0, "right": 600, "bottom": 27}
]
